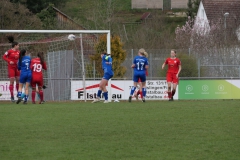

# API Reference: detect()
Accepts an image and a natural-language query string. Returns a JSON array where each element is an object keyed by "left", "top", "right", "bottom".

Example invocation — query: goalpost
[{"left": 0, "top": 30, "right": 112, "bottom": 102}]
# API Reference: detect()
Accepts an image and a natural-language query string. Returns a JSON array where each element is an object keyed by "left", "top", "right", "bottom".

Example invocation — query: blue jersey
[
  {"left": 102, "top": 55, "right": 114, "bottom": 75},
  {"left": 18, "top": 56, "right": 31, "bottom": 73},
  {"left": 133, "top": 56, "right": 149, "bottom": 73},
  {"left": 18, "top": 56, "right": 32, "bottom": 83}
]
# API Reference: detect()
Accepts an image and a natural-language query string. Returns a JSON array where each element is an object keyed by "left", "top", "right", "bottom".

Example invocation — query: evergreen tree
[
  {"left": 91, "top": 35, "right": 127, "bottom": 78},
  {"left": 37, "top": 4, "right": 57, "bottom": 29},
  {"left": 186, "top": 0, "right": 201, "bottom": 19}
]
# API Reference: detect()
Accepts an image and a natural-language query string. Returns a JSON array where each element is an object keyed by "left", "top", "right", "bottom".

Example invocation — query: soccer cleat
[
  {"left": 103, "top": 100, "right": 109, "bottom": 103},
  {"left": 128, "top": 96, "right": 132, "bottom": 102},
  {"left": 11, "top": 96, "right": 15, "bottom": 103},
  {"left": 39, "top": 101, "right": 44, "bottom": 104},
  {"left": 16, "top": 98, "right": 22, "bottom": 104},
  {"left": 142, "top": 97, "right": 146, "bottom": 103},
  {"left": 32, "top": 102, "right": 36, "bottom": 104},
  {"left": 23, "top": 101, "right": 27, "bottom": 104},
  {"left": 169, "top": 97, "right": 174, "bottom": 101},
  {"left": 92, "top": 98, "right": 100, "bottom": 103}
]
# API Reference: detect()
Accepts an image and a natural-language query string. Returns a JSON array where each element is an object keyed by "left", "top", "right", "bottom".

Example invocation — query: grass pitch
[{"left": 0, "top": 100, "right": 240, "bottom": 160}]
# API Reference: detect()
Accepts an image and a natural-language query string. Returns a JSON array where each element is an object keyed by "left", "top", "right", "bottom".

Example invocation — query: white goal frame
[{"left": 0, "top": 30, "right": 112, "bottom": 102}]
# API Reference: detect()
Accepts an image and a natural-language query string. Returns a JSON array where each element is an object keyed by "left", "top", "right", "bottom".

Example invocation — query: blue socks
[
  {"left": 17, "top": 92, "right": 22, "bottom": 98},
  {"left": 103, "top": 92, "right": 108, "bottom": 100},
  {"left": 142, "top": 88, "right": 147, "bottom": 97},
  {"left": 97, "top": 90, "right": 102, "bottom": 98},
  {"left": 24, "top": 95, "right": 29, "bottom": 102},
  {"left": 130, "top": 86, "right": 136, "bottom": 96}
]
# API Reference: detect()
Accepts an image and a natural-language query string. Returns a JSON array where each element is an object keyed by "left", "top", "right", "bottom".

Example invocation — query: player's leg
[
  {"left": 129, "top": 74, "right": 138, "bottom": 102},
  {"left": 139, "top": 82, "right": 143, "bottom": 99},
  {"left": 171, "top": 74, "right": 179, "bottom": 100},
  {"left": 37, "top": 80, "right": 44, "bottom": 104},
  {"left": 100, "top": 79, "right": 110, "bottom": 103},
  {"left": 92, "top": 79, "right": 104, "bottom": 103},
  {"left": 166, "top": 73, "right": 173, "bottom": 101},
  {"left": 15, "top": 69, "right": 20, "bottom": 95},
  {"left": 140, "top": 74, "right": 147, "bottom": 102},
  {"left": 38, "top": 86, "right": 44, "bottom": 104},
  {"left": 172, "top": 83, "right": 178, "bottom": 100},
  {"left": 8, "top": 67, "right": 15, "bottom": 102},
  {"left": 92, "top": 72, "right": 112, "bottom": 103},
  {"left": 23, "top": 82, "right": 30, "bottom": 104},
  {"left": 16, "top": 83, "right": 24, "bottom": 104},
  {"left": 31, "top": 80, "right": 36, "bottom": 104},
  {"left": 23, "top": 73, "right": 32, "bottom": 104},
  {"left": 31, "top": 87, "right": 36, "bottom": 104}
]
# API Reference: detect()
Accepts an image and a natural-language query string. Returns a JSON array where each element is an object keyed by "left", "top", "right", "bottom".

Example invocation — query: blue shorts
[
  {"left": 133, "top": 72, "right": 146, "bottom": 82},
  {"left": 19, "top": 72, "right": 32, "bottom": 84},
  {"left": 103, "top": 72, "right": 113, "bottom": 80}
]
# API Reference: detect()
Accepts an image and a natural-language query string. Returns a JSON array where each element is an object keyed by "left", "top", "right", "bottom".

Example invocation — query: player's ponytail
[
  {"left": 7, "top": 36, "right": 18, "bottom": 48},
  {"left": 37, "top": 52, "right": 45, "bottom": 65},
  {"left": 19, "top": 49, "right": 26, "bottom": 64},
  {"left": 143, "top": 52, "right": 148, "bottom": 58}
]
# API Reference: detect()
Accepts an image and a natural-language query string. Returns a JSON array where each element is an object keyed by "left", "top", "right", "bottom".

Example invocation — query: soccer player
[
  {"left": 134, "top": 52, "right": 148, "bottom": 100},
  {"left": 92, "top": 52, "right": 114, "bottom": 103},
  {"left": 162, "top": 49, "right": 181, "bottom": 101},
  {"left": 2, "top": 36, "right": 20, "bottom": 102},
  {"left": 30, "top": 52, "right": 47, "bottom": 104},
  {"left": 16, "top": 49, "right": 32, "bottom": 104},
  {"left": 129, "top": 48, "right": 149, "bottom": 102}
]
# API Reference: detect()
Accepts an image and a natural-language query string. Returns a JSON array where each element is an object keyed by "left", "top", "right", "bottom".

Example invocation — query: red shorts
[
  {"left": 31, "top": 77, "right": 43, "bottom": 88},
  {"left": 166, "top": 72, "right": 178, "bottom": 84},
  {"left": 8, "top": 66, "right": 20, "bottom": 78}
]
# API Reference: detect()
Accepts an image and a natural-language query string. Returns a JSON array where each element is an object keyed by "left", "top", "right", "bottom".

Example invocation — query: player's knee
[
  {"left": 38, "top": 87, "right": 42, "bottom": 91},
  {"left": 32, "top": 87, "right": 36, "bottom": 91}
]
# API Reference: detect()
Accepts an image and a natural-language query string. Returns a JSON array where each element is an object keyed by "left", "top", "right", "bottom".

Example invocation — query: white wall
[
  {"left": 171, "top": 0, "right": 188, "bottom": 9},
  {"left": 131, "top": 0, "right": 162, "bottom": 9}
]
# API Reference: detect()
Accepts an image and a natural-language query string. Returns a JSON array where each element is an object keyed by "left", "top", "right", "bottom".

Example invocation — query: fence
[{"left": 1, "top": 48, "right": 240, "bottom": 101}]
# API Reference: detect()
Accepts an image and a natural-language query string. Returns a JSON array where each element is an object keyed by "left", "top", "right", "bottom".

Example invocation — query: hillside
[{"left": 59, "top": 0, "right": 187, "bottom": 49}]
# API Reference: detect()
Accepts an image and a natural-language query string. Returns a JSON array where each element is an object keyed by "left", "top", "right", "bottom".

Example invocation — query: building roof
[{"left": 202, "top": 0, "right": 240, "bottom": 24}]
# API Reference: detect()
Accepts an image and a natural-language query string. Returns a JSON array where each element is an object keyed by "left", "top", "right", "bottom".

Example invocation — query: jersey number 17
[{"left": 136, "top": 62, "right": 144, "bottom": 70}]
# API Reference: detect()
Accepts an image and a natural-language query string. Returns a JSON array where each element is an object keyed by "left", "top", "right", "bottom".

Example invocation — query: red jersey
[
  {"left": 30, "top": 58, "right": 47, "bottom": 79},
  {"left": 2, "top": 49, "right": 20, "bottom": 68},
  {"left": 165, "top": 57, "right": 181, "bottom": 74}
]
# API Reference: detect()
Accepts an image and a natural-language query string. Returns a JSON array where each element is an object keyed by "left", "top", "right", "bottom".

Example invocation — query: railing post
[{"left": 198, "top": 59, "right": 200, "bottom": 79}]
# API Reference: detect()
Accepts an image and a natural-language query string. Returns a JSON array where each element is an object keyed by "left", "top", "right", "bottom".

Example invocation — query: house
[
  {"left": 195, "top": 0, "right": 240, "bottom": 38},
  {"left": 131, "top": 0, "right": 188, "bottom": 9},
  {"left": 50, "top": 6, "right": 86, "bottom": 30}
]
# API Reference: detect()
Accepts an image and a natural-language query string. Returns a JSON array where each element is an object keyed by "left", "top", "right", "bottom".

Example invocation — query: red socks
[
  {"left": 140, "top": 91, "right": 143, "bottom": 98},
  {"left": 39, "top": 90, "right": 44, "bottom": 101},
  {"left": 9, "top": 84, "right": 14, "bottom": 97},
  {"left": 136, "top": 90, "right": 143, "bottom": 98},
  {"left": 172, "top": 89, "right": 176, "bottom": 97},
  {"left": 32, "top": 91, "right": 36, "bottom": 103},
  {"left": 168, "top": 91, "right": 172, "bottom": 99}
]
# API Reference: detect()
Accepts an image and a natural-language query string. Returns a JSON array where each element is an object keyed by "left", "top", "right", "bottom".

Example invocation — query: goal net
[{"left": 0, "top": 30, "right": 111, "bottom": 102}]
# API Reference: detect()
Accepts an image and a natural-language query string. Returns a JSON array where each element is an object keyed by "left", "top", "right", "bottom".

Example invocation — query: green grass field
[{"left": 0, "top": 100, "right": 240, "bottom": 160}]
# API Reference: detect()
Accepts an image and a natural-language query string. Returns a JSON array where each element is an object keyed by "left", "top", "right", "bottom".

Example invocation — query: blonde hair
[{"left": 139, "top": 48, "right": 148, "bottom": 57}]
